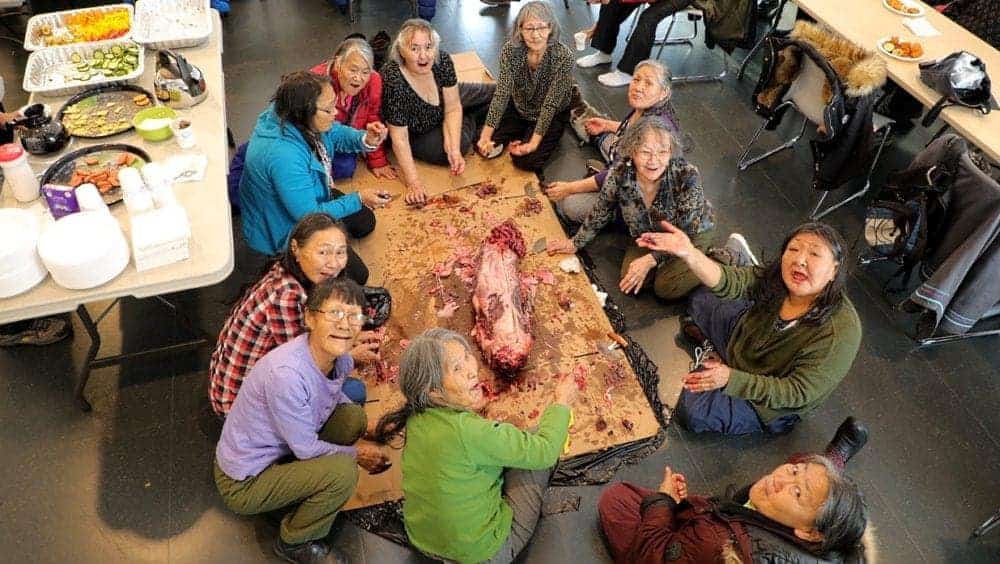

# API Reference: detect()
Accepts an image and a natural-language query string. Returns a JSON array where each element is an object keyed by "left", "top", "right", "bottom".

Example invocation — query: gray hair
[
  {"left": 372, "top": 328, "right": 473, "bottom": 442},
  {"left": 333, "top": 37, "right": 374, "bottom": 72},
  {"left": 389, "top": 18, "right": 441, "bottom": 66},
  {"left": 618, "top": 115, "right": 678, "bottom": 160},
  {"left": 633, "top": 59, "right": 673, "bottom": 90},
  {"left": 512, "top": 1, "right": 561, "bottom": 47},
  {"left": 805, "top": 455, "right": 869, "bottom": 554}
]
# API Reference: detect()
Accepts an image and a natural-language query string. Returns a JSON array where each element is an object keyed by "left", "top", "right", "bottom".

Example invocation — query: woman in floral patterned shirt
[{"left": 548, "top": 117, "right": 715, "bottom": 300}]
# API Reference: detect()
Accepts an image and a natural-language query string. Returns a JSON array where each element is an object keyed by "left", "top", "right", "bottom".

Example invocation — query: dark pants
[
  {"left": 409, "top": 82, "right": 496, "bottom": 165},
  {"left": 490, "top": 103, "right": 571, "bottom": 175},
  {"left": 597, "top": 482, "right": 654, "bottom": 562},
  {"left": 329, "top": 188, "right": 374, "bottom": 286},
  {"left": 591, "top": 0, "right": 695, "bottom": 74},
  {"left": 675, "top": 287, "right": 800, "bottom": 435},
  {"left": 214, "top": 403, "right": 367, "bottom": 545}
]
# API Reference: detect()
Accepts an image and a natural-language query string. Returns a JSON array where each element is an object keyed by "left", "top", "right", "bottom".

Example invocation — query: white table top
[
  {"left": 794, "top": 0, "right": 1000, "bottom": 162},
  {"left": 0, "top": 12, "right": 233, "bottom": 324}
]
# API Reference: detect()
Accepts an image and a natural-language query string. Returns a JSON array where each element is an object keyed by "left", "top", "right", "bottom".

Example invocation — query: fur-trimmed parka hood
[{"left": 789, "top": 21, "right": 887, "bottom": 98}]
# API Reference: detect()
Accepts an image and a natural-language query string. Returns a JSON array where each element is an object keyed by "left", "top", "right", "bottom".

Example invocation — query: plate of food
[
  {"left": 877, "top": 36, "right": 925, "bottom": 61},
  {"left": 882, "top": 0, "right": 925, "bottom": 17},
  {"left": 57, "top": 84, "right": 154, "bottom": 138},
  {"left": 40, "top": 144, "right": 150, "bottom": 205}
]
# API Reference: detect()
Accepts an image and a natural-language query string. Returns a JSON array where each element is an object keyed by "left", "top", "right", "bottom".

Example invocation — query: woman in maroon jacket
[
  {"left": 311, "top": 38, "right": 396, "bottom": 181},
  {"left": 599, "top": 420, "right": 872, "bottom": 563}
]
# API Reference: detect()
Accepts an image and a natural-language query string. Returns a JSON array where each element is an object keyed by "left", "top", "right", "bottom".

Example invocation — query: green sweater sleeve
[
  {"left": 710, "top": 265, "right": 761, "bottom": 300},
  {"left": 725, "top": 314, "right": 862, "bottom": 411},
  {"left": 461, "top": 404, "right": 570, "bottom": 470}
]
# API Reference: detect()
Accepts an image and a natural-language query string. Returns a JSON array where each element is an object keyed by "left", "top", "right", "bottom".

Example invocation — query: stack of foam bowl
[
  {"left": 37, "top": 211, "right": 129, "bottom": 290},
  {"left": 0, "top": 209, "right": 48, "bottom": 298}
]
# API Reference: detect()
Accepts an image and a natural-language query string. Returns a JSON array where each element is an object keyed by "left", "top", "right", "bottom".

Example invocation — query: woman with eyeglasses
[
  {"left": 381, "top": 18, "right": 496, "bottom": 205},
  {"left": 546, "top": 117, "right": 715, "bottom": 301},
  {"left": 310, "top": 37, "right": 397, "bottom": 181},
  {"left": 209, "top": 213, "right": 380, "bottom": 417},
  {"left": 240, "top": 71, "right": 392, "bottom": 257},
  {"left": 215, "top": 277, "right": 391, "bottom": 564},
  {"left": 476, "top": 1, "right": 577, "bottom": 176}
]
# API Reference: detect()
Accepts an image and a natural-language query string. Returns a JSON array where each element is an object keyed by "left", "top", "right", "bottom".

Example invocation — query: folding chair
[
  {"left": 737, "top": 48, "right": 892, "bottom": 220},
  {"left": 737, "top": 0, "right": 791, "bottom": 80},
  {"left": 654, "top": 9, "right": 726, "bottom": 83}
]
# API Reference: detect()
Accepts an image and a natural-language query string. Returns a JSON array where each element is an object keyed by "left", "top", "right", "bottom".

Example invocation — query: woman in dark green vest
[{"left": 637, "top": 222, "right": 861, "bottom": 435}]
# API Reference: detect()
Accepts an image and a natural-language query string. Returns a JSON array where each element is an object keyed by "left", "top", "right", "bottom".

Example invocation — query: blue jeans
[
  {"left": 675, "top": 287, "right": 799, "bottom": 435},
  {"left": 342, "top": 377, "right": 367, "bottom": 405}
]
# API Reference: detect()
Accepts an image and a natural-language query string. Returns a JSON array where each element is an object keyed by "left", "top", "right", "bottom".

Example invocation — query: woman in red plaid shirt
[{"left": 209, "top": 213, "right": 380, "bottom": 416}]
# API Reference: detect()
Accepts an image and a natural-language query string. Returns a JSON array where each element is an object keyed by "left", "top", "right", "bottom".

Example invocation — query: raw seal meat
[{"left": 471, "top": 220, "right": 533, "bottom": 377}]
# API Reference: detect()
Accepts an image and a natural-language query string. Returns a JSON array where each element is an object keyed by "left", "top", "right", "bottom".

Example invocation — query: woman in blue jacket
[{"left": 240, "top": 71, "right": 391, "bottom": 273}]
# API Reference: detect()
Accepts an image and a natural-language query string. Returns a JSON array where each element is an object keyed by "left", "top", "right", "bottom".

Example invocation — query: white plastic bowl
[
  {"left": 0, "top": 209, "right": 47, "bottom": 297},
  {"left": 37, "top": 211, "right": 129, "bottom": 289}
]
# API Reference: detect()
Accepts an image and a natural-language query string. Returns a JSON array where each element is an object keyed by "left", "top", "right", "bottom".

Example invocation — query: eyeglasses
[
  {"left": 310, "top": 308, "right": 367, "bottom": 325},
  {"left": 316, "top": 102, "right": 338, "bottom": 116},
  {"left": 635, "top": 149, "right": 671, "bottom": 162},
  {"left": 521, "top": 24, "right": 551, "bottom": 35}
]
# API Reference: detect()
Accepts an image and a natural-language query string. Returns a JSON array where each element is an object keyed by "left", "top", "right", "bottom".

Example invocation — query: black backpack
[{"left": 864, "top": 164, "right": 951, "bottom": 290}]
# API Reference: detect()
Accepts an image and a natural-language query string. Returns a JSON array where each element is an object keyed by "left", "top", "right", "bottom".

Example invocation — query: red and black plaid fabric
[{"left": 208, "top": 263, "right": 308, "bottom": 416}]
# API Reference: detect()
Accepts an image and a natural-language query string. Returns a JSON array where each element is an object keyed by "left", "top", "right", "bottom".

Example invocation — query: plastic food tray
[
  {"left": 23, "top": 39, "right": 145, "bottom": 98},
  {"left": 132, "top": 0, "right": 212, "bottom": 50},
  {"left": 23, "top": 4, "right": 134, "bottom": 52}
]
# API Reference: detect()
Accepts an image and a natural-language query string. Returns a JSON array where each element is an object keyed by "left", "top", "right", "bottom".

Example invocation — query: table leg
[{"left": 74, "top": 304, "right": 102, "bottom": 412}]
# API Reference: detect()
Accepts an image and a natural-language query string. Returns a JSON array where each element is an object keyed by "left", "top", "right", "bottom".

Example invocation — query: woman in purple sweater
[{"left": 214, "top": 278, "right": 389, "bottom": 564}]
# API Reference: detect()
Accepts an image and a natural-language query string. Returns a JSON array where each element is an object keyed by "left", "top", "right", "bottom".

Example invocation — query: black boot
[
  {"left": 274, "top": 538, "right": 346, "bottom": 564},
  {"left": 824, "top": 417, "right": 869, "bottom": 468}
]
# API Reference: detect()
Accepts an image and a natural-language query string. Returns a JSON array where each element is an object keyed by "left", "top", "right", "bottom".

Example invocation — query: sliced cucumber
[{"left": 70, "top": 53, "right": 82, "bottom": 64}]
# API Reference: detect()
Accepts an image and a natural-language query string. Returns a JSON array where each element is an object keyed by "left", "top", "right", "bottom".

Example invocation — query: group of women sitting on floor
[{"left": 214, "top": 2, "right": 869, "bottom": 562}]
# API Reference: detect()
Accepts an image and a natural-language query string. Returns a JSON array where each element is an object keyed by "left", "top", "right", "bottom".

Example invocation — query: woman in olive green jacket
[
  {"left": 373, "top": 328, "right": 579, "bottom": 563},
  {"left": 638, "top": 221, "right": 861, "bottom": 435}
]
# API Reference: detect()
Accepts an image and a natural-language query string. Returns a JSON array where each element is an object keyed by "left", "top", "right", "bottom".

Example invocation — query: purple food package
[{"left": 41, "top": 183, "right": 80, "bottom": 219}]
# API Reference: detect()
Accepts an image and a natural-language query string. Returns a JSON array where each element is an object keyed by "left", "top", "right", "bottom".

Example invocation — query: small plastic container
[
  {"left": 170, "top": 118, "right": 196, "bottom": 149},
  {"left": 0, "top": 143, "right": 41, "bottom": 202},
  {"left": 76, "top": 183, "right": 110, "bottom": 214},
  {"left": 119, "top": 167, "right": 153, "bottom": 216},
  {"left": 140, "top": 162, "right": 177, "bottom": 208}
]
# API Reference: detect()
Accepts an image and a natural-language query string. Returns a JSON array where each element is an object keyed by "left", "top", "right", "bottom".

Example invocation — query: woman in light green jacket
[{"left": 373, "top": 328, "right": 578, "bottom": 564}]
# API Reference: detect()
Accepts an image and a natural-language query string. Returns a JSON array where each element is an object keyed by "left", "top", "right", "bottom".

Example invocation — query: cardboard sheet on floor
[{"left": 336, "top": 52, "right": 661, "bottom": 511}]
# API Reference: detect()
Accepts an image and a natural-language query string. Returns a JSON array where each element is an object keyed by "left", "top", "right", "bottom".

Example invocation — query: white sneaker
[
  {"left": 598, "top": 69, "right": 632, "bottom": 87},
  {"left": 726, "top": 233, "right": 760, "bottom": 267},
  {"left": 576, "top": 51, "right": 612, "bottom": 68}
]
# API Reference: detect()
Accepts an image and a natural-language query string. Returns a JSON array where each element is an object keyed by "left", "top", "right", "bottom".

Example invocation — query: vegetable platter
[
  {"left": 23, "top": 40, "right": 145, "bottom": 97},
  {"left": 133, "top": 0, "right": 212, "bottom": 49},
  {"left": 24, "top": 4, "right": 134, "bottom": 52}
]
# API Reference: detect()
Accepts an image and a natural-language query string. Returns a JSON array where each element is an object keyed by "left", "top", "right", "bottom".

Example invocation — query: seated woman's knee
[{"left": 345, "top": 207, "right": 376, "bottom": 239}]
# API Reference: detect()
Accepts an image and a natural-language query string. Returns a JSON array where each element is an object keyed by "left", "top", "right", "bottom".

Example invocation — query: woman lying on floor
[
  {"left": 208, "top": 213, "right": 380, "bottom": 417},
  {"left": 547, "top": 117, "right": 715, "bottom": 301},
  {"left": 214, "top": 278, "right": 390, "bottom": 564},
  {"left": 547, "top": 59, "right": 687, "bottom": 223},
  {"left": 637, "top": 222, "right": 862, "bottom": 435},
  {"left": 598, "top": 418, "right": 872, "bottom": 563},
  {"left": 372, "top": 328, "right": 579, "bottom": 564}
]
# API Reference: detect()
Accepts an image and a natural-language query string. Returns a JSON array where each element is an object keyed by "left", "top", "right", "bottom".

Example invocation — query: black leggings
[
  {"left": 490, "top": 103, "right": 570, "bottom": 175},
  {"left": 330, "top": 188, "right": 374, "bottom": 286}
]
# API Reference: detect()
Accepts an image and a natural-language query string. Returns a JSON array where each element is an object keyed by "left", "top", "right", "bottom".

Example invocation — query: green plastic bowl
[{"left": 132, "top": 107, "right": 178, "bottom": 142}]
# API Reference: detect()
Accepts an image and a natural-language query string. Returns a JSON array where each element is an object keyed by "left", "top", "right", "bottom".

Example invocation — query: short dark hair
[
  {"left": 306, "top": 276, "right": 364, "bottom": 312},
  {"left": 280, "top": 213, "right": 349, "bottom": 288},
  {"left": 807, "top": 455, "right": 868, "bottom": 554},
  {"left": 272, "top": 71, "right": 328, "bottom": 133},
  {"left": 749, "top": 222, "right": 848, "bottom": 325}
]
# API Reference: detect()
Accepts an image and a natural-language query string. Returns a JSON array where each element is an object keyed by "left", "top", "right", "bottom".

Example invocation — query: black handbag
[
  {"left": 361, "top": 286, "right": 392, "bottom": 330},
  {"left": 919, "top": 51, "right": 998, "bottom": 126}
]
